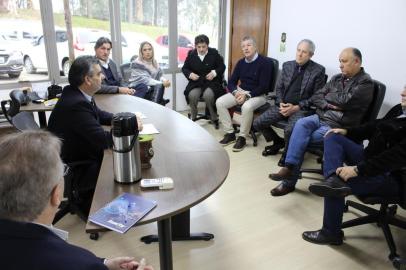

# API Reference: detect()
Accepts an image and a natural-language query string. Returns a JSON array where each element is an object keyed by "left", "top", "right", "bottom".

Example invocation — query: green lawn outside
[{"left": 0, "top": 9, "right": 167, "bottom": 39}]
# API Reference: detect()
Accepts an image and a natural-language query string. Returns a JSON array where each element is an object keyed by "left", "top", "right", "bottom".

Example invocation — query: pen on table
[{"left": 138, "top": 258, "right": 146, "bottom": 270}]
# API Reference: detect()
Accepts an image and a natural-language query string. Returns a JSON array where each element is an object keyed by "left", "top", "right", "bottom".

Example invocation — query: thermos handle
[{"left": 111, "top": 134, "right": 138, "bottom": 154}]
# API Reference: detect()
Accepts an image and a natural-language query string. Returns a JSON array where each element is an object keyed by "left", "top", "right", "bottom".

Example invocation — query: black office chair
[
  {"left": 120, "top": 63, "right": 170, "bottom": 106},
  {"left": 186, "top": 79, "right": 227, "bottom": 130},
  {"left": 1, "top": 89, "right": 28, "bottom": 125},
  {"left": 11, "top": 111, "right": 40, "bottom": 131},
  {"left": 342, "top": 170, "right": 406, "bottom": 268},
  {"left": 299, "top": 79, "right": 386, "bottom": 178},
  {"left": 232, "top": 57, "right": 279, "bottom": 146},
  {"left": 52, "top": 160, "right": 94, "bottom": 225}
]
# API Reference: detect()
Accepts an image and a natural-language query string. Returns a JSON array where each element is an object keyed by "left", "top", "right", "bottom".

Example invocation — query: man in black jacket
[
  {"left": 253, "top": 39, "right": 325, "bottom": 158},
  {"left": 269, "top": 48, "right": 374, "bottom": 196},
  {"left": 48, "top": 55, "right": 141, "bottom": 214},
  {"left": 303, "top": 87, "right": 406, "bottom": 245},
  {"left": 182, "top": 34, "right": 226, "bottom": 124}
]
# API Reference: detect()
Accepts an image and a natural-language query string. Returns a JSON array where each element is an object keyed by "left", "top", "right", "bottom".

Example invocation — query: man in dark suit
[
  {"left": 253, "top": 39, "right": 325, "bottom": 160},
  {"left": 0, "top": 131, "right": 152, "bottom": 270},
  {"left": 182, "top": 34, "right": 226, "bottom": 124},
  {"left": 94, "top": 37, "right": 135, "bottom": 95},
  {"left": 48, "top": 55, "right": 141, "bottom": 214}
]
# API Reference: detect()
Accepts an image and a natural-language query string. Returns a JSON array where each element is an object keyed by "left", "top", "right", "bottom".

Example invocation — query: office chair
[
  {"left": 299, "top": 79, "right": 386, "bottom": 178},
  {"left": 52, "top": 160, "right": 94, "bottom": 225},
  {"left": 342, "top": 170, "right": 406, "bottom": 268},
  {"left": 1, "top": 89, "right": 27, "bottom": 125},
  {"left": 186, "top": 79, "right": 227, "bottom": 130},
  {"left": 11, "top": 111, "right": 40, "bottom": 131},
  {"left": 232, "top": 57, "right": 279, "bottom": 146},
  {"left": 120, "top": 63, "right": 170, "bottom": 106}
]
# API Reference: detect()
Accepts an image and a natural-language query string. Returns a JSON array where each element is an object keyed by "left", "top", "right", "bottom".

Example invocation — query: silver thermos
[{"left": 112, "top": 112, "right": 142, "bottom": 183}]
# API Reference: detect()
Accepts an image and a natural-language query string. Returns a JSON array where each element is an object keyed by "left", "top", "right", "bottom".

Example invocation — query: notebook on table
[{"left": 89, "top": 193, "right": 157, "bottom": 234}]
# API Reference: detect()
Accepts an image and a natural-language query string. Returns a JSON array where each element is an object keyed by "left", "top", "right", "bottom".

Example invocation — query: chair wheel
[
  {"left": 89, "top": 232, "right": 99, "bottom": 240},
  {"left": 187, "top": 113, "right": 191, "bottom": 119},
  {"left": 253, "top": 141, "right": 258, "bottom": 146}
]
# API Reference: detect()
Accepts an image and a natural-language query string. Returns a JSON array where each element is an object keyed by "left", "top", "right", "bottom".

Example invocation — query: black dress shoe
[
  {"left": 262, "top": 140, "right": 285, "bottom": 156},
  {"left": 309, "top": 175, "right": 352, "bottom": 197},
  {"left": 269, "top": 167, "right": 294, "bottom": 181},
  {"left": 277, "top": 155, "right": 285, "bottom": 167},
  {"left": 302, "top": 229, "right": 343, "bottom": 245},
  {"left": 270, "top": 183, "right": 295, "bottom": 196}
]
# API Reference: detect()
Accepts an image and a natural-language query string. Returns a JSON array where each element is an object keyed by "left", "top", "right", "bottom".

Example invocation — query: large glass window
[
  {"left": 120, "top": 0, "right": 169, "bottom": 69},
  {"left": 0, "top": 2, "right": 46, "bottom": 85},
  {"left": 177, "top": 0, "right": 220, "bottom": 66},
  {"left": 52, "top": 0, "right": 110, "bottom": 78}
]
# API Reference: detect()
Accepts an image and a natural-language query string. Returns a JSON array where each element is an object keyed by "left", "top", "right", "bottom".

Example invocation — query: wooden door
[{"left": 228, "top": 0, "right": 270, "bottom": 76}]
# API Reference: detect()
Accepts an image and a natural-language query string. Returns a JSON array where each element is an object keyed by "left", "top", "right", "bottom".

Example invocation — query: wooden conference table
[
  {"left": 85, "top": 94, "right": 230, "bottom": 270},
  {"left": 19, "top": 101, "right": 51, "bottom": 128}
]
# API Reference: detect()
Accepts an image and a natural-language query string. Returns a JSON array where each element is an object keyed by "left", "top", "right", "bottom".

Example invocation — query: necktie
[{"left": 90, "top": 98, "right": 99, "bottom": 121}]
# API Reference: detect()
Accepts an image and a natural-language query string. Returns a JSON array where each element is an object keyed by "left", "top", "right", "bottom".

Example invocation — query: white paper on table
[
  {"left": 31, "top": 81, "right": 51, "bottom": 99},
  {"left": 139, "top": 123, "right": 160, "bottom": 135},
  {"left": 132, "top": 111, "right": 147, "bottom": 119}
]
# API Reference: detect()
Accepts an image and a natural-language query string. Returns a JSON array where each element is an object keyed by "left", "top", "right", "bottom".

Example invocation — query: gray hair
[
  {"left": 68, "top": 55, "right": 99, "bottom": 88},
  {"left": 241, "top": 36, "right": 257, "bottom": 48},
  {"left": 0, "top": 131, "right": 63, "bottom": 222},
  {"left": 298, "top": 39, "right": 316, "bottom": 55}
]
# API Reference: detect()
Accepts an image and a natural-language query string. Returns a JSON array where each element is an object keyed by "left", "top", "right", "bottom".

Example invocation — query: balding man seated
[{"left": 269, "top": 48, "right": 375, "bottom": 197}]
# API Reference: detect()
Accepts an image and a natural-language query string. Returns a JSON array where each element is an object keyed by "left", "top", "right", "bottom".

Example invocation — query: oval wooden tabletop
[{"left": 86, "top": 95, "right": 230, "bottom": 233}]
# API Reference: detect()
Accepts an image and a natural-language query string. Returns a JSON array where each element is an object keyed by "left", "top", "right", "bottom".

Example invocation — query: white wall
[{"left": 268, "top": 0, "right": 406, "bottom": 115}]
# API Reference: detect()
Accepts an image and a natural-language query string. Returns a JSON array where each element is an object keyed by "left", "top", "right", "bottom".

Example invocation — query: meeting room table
[{"left": 85, "top": 94, "right": 230, "bottom": 270}]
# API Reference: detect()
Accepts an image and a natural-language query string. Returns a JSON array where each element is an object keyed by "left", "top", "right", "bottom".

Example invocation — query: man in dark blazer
[
  {"left": 182, "top": 34, "right": 226, "bottom": 123},
  {"left": 0, "top": 131, "right": 152, "bottom": 270},
  {"left": 94, "top": 37, "right": 135, "bottom": 95},
  {"left": 48, "top": 55, "right": 141, "bottom": 214},
  {"left": 303, "top": 86, "right": 406, "bottom": 245},
  {"left": 253, "top": 39, "right": 325, "bottom": 160}
]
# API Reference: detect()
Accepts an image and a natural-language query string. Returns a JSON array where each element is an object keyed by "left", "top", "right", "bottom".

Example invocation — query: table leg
[
  {"left": 38, "top": 111, "right": 47, "bottom": 128},
  {"left": 140, "top": 209, "right": 214, "bottom": 244},
  {"left": 158, "top": 218, "right": 173, "bottom": 270}
]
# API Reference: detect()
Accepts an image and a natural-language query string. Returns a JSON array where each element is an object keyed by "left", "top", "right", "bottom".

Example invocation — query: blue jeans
[
  {"left": 282, "top": 114, "right": 331, "bottom": 188},
  {"left": 321, "top": 134, "right": 399, "bottom": 235},
  {"left": 131, "top": 83, "right": 150, "bottom": 98}
]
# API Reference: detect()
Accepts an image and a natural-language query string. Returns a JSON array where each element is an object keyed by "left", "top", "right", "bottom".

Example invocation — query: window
[
  {"left": 0, "top": 3, "right": 46, "bottom": 85},
  {"left": 119, "top": 0, "right": 169, "bottom": 69},
  {"left": 177, "top": 0, "right": 220, "bottom": 66},
  {"left": 52, "top": 0, "right": 110, "bottom": 77}
]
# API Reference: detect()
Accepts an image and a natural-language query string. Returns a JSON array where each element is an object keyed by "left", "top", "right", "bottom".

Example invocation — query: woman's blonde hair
[{"left": 138, "top": 41, "right": 158, "bottom": 69}]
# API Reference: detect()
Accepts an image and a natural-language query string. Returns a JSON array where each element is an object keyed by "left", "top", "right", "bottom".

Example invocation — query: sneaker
[
  {"left": 232, "top": 136, "right": 246, "bottom": 152},
  {"left": 219, "top": 133, "right": 236, "bottom": 145}
]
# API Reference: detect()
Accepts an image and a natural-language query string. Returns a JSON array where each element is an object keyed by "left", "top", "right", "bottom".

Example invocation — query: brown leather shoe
[
  {"left": 270, "top": 183, "right": 295, "bottom": 196},
  {"left": 269, "top": 167, "right": 293, "bottom": 181}
]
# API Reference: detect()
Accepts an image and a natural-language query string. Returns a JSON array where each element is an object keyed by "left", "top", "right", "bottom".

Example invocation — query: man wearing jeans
[
  {"left": 302, "top": 86, "right": 406, "bottom": 244},
  {"left": 269, "top": 47, "right": 374, "bottom": 196},
  {"left": 216, "top": 36, "right": 273, "bottom": 152}
]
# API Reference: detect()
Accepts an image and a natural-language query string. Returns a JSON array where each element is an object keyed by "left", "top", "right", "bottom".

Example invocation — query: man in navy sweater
[{"left": 216, "top": 36, "right": 273, "bottom": 152}]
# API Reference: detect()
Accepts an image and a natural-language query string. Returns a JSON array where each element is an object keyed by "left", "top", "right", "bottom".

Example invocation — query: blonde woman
[{"left": 129, "top": 41, "right": 170, "bottom": 105}]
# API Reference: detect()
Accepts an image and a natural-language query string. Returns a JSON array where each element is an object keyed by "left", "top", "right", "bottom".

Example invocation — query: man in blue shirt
[{"left": 216, "top": 36, "right": 273, "bottom": 152}]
